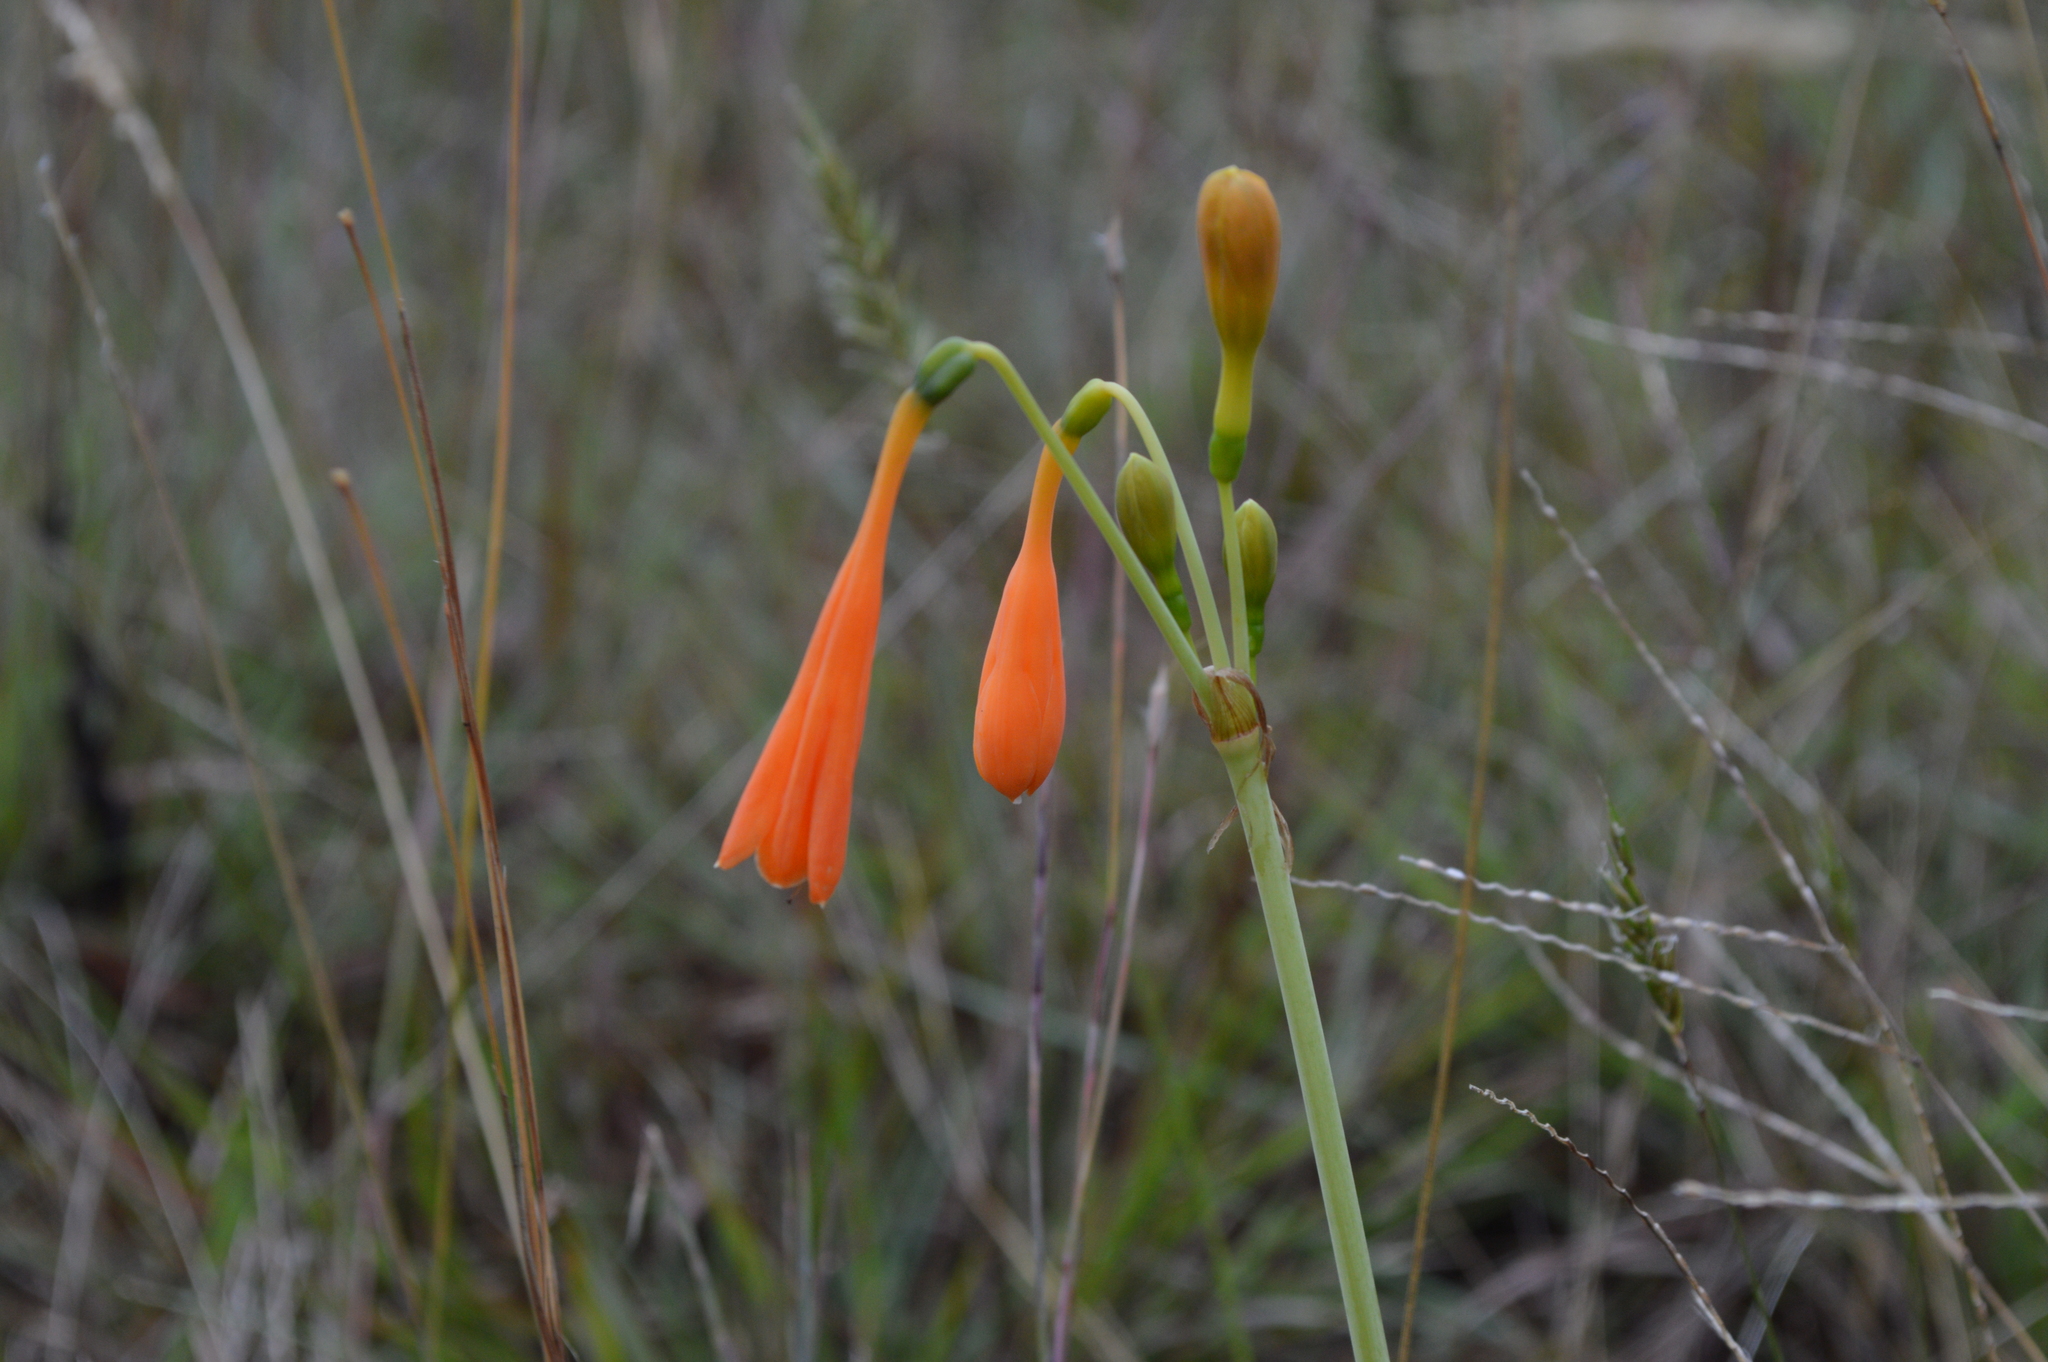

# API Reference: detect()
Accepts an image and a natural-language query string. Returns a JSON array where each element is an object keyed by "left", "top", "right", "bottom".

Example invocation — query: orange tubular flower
[
  {"left": 973, "top": 438, "right": 1070, "bottom": 801},
  {"left": 716, "top": 390, "right": 931, "bottom": 904}
]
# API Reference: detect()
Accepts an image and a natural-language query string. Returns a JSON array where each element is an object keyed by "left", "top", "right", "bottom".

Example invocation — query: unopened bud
[
  {"left": 1116, "top": 454, "right": 1175, "bottom": 574},
  {"left": 1235, "top": 498, "right": 1277, "bottom": 661},
  {"left": 1059, "top": 380, "right": 1115, "bottom": 441},
  {"left": 1197, "top": 168, "right": 1280, "bottom": 363},
  {"left": 1114, "top": 454, "right": 1191, "bottom": 634},
  {"left": 1235, "top": 500, "right": 1277, "bottom": 607},
  {"left": 913, "top": 337, "right": 977, "bottom": 407}
]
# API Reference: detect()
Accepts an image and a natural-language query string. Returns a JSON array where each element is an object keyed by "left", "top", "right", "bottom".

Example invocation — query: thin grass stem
[
  {"left": 1028, "top": 799, "right": 1051, "bottom": 1362},
  {"left": 330, "top": 470, "right": 486, "bottom": 1359},
  {"left": 1051, "top": 666, "right": 1170, "bottom": 1362},
  {"left": 397, "top": 294, "right": 567, "bottom": 1361},
  {"left": 1396, "top": 2, "right": 1525, "bottom": 1351},
  {"left": 1922, "top": 0, "right": 2048, "bottom": 307}
]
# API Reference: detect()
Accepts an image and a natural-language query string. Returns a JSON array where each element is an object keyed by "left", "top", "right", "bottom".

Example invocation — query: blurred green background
[{"left": 7, "top": 0, "right": 2048, "bottom": 1357}]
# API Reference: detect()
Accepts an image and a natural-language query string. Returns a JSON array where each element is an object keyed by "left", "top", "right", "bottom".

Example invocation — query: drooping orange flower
[
  {"left": 716, "top": 390, "right": 930, "bottom": 904},
  {"left": 973, "top": 440, "right": 1068, "bottom": 801}
]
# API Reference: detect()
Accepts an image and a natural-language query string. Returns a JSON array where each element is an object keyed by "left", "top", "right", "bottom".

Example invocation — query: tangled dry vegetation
[{"left": 5, "top": 1, "right": 2048, "bottom": 1359}]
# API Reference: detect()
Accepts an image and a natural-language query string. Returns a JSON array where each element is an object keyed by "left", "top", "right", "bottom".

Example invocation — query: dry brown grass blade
[
  {"left": 330, "top": 468, "right": 489, "bottom": 1357},
  {"left": 397, "top": 295, "right": 566, "bottom": 1360},
  {"left": 1398, "top": 1, "right": 1526, "bottom": 1356},
  {"left": 37, "top": 159, "right": 420, "bottom": 1322},
  {"left": 335, "top": 214, "right": 502, "bottom": 1077},
  {"left": 331, "top": 472, "right": 468, "bottom": 961},
  {"left": 319, "top": 3, "right": 506, "bottom": 1098},
  {"left": 1922, "top": 0, "right": 2048, "bottom": 308}
]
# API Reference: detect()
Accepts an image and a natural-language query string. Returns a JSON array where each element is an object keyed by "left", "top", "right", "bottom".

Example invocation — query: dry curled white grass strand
[
  {"left": 1400, "top": 856, "right": 1835, "bottom": 953},
  {"left": 1296, "top": 876, "right": 1882, "bottom": 1049}
]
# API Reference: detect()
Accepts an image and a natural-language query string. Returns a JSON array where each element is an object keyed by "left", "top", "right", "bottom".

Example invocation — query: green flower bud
[
  {"left": 1235, "top": 499, "right": 1277, "bottom": 609},
  {"left": 1114, "top": 453, "right": 1191, "bottom": 634},
  {"left": 1115, "top": 453, "right": 1177, "bottom": 575},
  {"left": 912, "top": 337, "right": 977, "bottom": 407},
  {"left": 1235, "top": 498, "right": 1277, "bottom": 660},
  {"left": 1059, "top": 379, "right": 1115, "bottom": 441}
]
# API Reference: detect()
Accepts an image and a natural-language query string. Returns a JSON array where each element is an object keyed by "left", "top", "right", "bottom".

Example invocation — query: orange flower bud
[
  {"left": 974, "top": 443, "right": 1068, "bottom": 801},
  {"left": 1197, "top": 167, "right": 1281, "bottom": 364}
]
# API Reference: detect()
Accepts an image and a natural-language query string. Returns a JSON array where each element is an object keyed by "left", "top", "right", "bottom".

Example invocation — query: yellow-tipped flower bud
[
  {"left": 1114, "top": 453, "right": 1191, "bottom": 634},
  {"left": 1059, "top": 379, "right": 1116, "bottom": 441},
  {"left": 1197, "top": 168, "right": 1280, "bottom": 479},
  {"left": 1197, "top": 168, "right": 1281, "bottom": 360},
  {"left": 1235, "top": 498, "right": 1278, "bottom": 661},
  {"left": 913, "top": 336, "right": 978, "bottom": 407}
]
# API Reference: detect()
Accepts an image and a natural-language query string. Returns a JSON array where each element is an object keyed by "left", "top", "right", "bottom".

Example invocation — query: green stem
[
  {"left": 1217, "top": 734, "right": 1389, "bottom": 1362},
  {"left": 1102, "top": 383, "right": 1228, "bottom": 669},
  {"left": 1216, "top": 479, "right": 1251, "bottom": 674},
  {"left": 965, "top": 344, "right": 1207, "bottom": 693}
]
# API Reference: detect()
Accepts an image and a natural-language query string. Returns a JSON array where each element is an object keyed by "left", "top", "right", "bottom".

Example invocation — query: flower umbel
[
  {"left": 973, "top": 437, "right": 1069, "bottom": 801},
  {"left": 716, "top": 388, "right": 931, "bottom": 904}
]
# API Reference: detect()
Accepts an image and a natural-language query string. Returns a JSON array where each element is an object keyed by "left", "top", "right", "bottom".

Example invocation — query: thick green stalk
[
  {"left": 1216, "top": 733, "right": 1389, "bottom": 1362},
  {"left": 1102, "top": 382, "right": 1228, "bottom": 668},
  {"left": 964, "top": 344, "right": 1207, "bottom": 693},
  {"left": 1216, "top": 480, "right": 1251, "bottom": 674}
]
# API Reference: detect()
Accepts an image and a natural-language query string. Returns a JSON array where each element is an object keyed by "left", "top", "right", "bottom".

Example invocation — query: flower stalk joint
[
  {"left": 913, "top": 336, "right": 978, "bottom": 407},
  {"left": 1059, "top": 379, "right": 1116, "bottom": 441}
]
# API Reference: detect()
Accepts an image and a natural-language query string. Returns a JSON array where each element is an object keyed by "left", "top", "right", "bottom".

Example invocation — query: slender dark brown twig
[
  {"left": 1397, "top": 2, "right": 1525, "bottom": 1355},
  {"left": 1922, "top": 0, "right": 2048, "bottom": 308},
  {"left": 397, "top": 288, "right": 566, "bottom": 1361},
  {"left": 336, "top": 212, "right": 501, "bottom": 1078},
  {"left": 330, "top": 469, "right": 485, "bottom": 1359}
]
